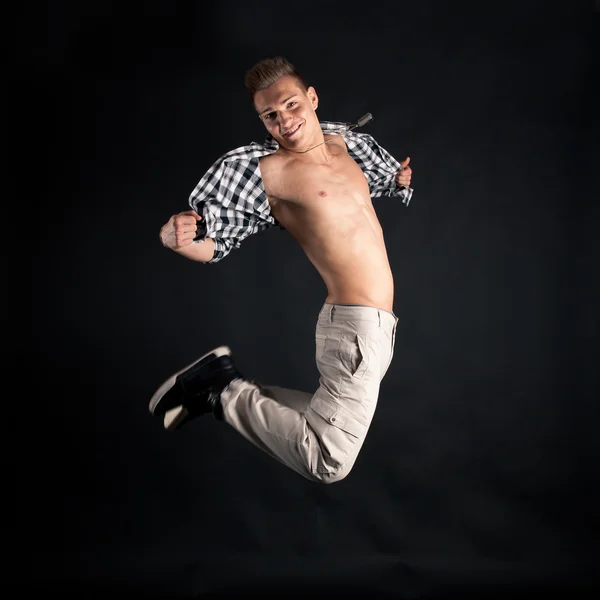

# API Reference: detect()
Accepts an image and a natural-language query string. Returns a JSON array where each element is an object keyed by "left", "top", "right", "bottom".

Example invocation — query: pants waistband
[{"left": 319, "top": 303, "right": 398, "bottom": 329}]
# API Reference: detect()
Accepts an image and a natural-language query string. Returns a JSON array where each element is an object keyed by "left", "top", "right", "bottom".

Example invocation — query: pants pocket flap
[{"left": 310, "top": 395, "right": 364, "bottom": 438}]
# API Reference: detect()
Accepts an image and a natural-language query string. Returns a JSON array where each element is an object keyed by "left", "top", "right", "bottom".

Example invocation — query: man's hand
[
  {"left": 396, "top": 156, "right": 412, "bottom": 188},
  {"left": 160, "top": 210, "right": 202, "bottom": 250}
]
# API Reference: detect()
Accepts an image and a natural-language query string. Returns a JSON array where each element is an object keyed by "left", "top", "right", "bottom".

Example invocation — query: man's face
[{"left": 253, "top": 75, "right": 319, "bottom": 148}]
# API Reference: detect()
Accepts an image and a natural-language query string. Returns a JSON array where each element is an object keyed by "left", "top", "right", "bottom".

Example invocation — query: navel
[{"left": 318, "top": 191, "right": 327, "bottom": 197}]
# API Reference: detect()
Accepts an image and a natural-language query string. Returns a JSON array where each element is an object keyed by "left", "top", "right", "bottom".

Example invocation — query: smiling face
[{"left": 253, "top": 75, "right": 320, "bottom": 150}]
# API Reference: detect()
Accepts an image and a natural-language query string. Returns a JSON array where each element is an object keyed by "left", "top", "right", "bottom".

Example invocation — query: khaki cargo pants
[{"left": 220, "top": 303, "right": 398, "bottom": 483}]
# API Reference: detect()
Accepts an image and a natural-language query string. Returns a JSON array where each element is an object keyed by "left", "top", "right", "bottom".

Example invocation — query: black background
[{"left": 23, "top": 1, "right": 598, "bottom": 598}]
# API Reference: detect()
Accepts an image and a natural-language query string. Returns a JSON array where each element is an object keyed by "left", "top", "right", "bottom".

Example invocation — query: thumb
[
  {"left": 182, "top": 209, "right": 202, "bottom": 220},
  {"left": 401, "top": 156, "right": 411, "bottom": 168}
]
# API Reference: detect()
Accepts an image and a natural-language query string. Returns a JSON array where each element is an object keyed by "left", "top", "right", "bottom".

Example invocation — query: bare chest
[{"left": 261, "top": 151, "right": 370, "bottom": 212}]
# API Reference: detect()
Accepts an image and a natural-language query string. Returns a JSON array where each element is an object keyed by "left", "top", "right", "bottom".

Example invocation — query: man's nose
[{"left": 278, "top": 111, "right": 292, "bottom": 127}]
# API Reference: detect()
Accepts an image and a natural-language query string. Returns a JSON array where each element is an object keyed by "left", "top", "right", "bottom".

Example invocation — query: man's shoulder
[
  {"left": 257, "top": 150, "right": 287, "bottom": 180},
  {"left": 324, "top": 134, "right": 349, "bottom": 152}
]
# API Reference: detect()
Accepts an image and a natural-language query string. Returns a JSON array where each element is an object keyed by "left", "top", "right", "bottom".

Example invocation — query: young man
[{"left": 150, "top": 57, "right": 414, "bottom": 484}]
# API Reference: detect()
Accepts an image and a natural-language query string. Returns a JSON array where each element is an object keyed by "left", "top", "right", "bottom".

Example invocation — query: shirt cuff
[{"left": 384, "top": 179, "right": 413, "bottom": 206}]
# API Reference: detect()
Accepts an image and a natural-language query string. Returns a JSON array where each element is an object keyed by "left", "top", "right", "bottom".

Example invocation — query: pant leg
[
  {"left": 220, "top": 303, "right": 398, "bottom": 483},
  {"left": 259, "top": 384, "right": 314, "bottom": 413}
]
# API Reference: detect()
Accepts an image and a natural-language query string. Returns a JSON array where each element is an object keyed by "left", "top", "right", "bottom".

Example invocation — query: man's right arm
[
  {"left": 159, "top": 210, "right": 215, "bottom": 263},
  {"left": 169, "top": 238, "right": 215, "bottom": 263}
]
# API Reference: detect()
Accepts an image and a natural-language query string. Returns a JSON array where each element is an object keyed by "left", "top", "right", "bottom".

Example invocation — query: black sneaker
[
  {"left": 161, "top": 389, "right": 223, "bottom": 430},
  {"left": 149, "top": 346, "right": 242, "bottom": 429}
]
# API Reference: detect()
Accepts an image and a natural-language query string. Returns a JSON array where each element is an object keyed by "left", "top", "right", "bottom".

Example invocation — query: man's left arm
[{"left": 347, "top": 131, "right": 414, "bottom": 206}]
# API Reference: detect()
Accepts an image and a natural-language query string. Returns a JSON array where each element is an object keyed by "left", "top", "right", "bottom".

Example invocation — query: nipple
[{"left": 319, "top": 191, "right": 327, "bottom": 197}]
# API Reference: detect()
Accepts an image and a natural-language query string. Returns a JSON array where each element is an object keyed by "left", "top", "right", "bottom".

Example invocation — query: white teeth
[{"left": 285, "top": 124, "right": 300, "bottom": 136}]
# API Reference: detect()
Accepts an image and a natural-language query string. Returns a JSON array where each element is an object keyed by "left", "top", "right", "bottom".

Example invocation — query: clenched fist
[
  {"left": 396, "top": 157, "right": 412, "bottom": 188},
  {"left": 159, "top": 210, "right": 202, "bottom": 250}
]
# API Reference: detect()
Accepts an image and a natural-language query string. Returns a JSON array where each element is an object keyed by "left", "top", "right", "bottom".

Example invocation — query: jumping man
[{"left": 150, "top": 57, "right": 414, "bottom": 484}]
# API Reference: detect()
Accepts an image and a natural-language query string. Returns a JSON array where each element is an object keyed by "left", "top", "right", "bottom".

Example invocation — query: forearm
[{"left": 170, "top": 238, "right": 215, "bottom": 263}]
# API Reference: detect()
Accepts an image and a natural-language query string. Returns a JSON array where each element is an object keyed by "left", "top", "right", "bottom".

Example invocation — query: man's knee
[
  {"left": 319, "top": 469, "right": 351, "bottom": 484},
  {"left": 308, "top": 460, "right": 354, "bottom": 484}
]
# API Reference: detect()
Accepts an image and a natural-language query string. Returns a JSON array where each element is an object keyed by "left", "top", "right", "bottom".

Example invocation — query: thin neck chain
[{"left": 283, "top": 138, "right": 336, "bottom": 155}]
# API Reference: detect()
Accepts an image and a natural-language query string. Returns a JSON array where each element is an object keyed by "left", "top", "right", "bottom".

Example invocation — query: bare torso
[{"left": 259, "top": 135, "right": 394, "bottom": 312}]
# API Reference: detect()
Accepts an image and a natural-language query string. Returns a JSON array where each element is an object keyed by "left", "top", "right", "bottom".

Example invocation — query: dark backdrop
[{"left": 24, "top": 1, "right": 598, "bottom": 598}]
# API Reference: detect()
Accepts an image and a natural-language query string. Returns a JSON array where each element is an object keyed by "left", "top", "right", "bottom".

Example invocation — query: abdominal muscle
[{"left": 271, "top": 195, "right": 395, "bottom": 313}]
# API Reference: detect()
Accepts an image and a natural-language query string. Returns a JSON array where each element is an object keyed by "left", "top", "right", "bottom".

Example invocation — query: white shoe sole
[
  {"left": 148, "top": 345, "right": 232, "bottom": 417},
  {"left": 163, "top": 405, "right": 188, "bottom": 430}
]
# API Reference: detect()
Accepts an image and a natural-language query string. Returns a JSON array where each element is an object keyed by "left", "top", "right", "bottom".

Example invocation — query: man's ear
[{"left": 307, "top": 86, "right": 319, "bottom": 110}]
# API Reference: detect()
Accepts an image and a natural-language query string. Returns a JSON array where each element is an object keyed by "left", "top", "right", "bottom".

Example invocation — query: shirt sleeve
[
  {"left": 346, "top": 131, "right": 414, "bottom": 206},
  {"left": 188, "top": 153, "right": 275, "bottom": 264}
]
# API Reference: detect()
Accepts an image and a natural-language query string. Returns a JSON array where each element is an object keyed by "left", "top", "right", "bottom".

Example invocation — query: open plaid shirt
[{"left": 189, "top": 121, "right": 414, "bottom": 263}]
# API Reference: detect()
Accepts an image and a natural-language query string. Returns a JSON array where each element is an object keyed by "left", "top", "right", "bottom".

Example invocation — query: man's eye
[
  {"left": 265, "top": 113, "right": 275, "bottom": 120},
  {"left": 288, "top": 102, "right": 297, "bottom": 108}
]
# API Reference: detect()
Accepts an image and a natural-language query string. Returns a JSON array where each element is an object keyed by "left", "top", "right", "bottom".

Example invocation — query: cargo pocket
[{"left": 307, "top": 394, "right": 365, "bottom": 475}]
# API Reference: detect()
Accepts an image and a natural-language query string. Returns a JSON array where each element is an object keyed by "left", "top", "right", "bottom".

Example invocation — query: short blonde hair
[{"left": 244, "top": 56, "right": 308, "bottom": 101}]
